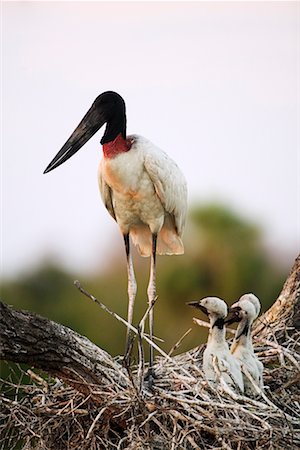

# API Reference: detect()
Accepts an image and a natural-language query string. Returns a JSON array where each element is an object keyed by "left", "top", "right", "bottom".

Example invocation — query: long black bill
[
  {"left": 225, "top": 306, "right": 242, "bottom": 325},
  {"left": 43, "top": 103, "right": 106, "bottom": 174},
  {"left": 186, "top": 301, "right": 208, "bottom": 316}
]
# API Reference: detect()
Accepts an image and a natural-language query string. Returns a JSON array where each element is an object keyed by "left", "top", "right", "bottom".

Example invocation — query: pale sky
[{"left": 2, "top": 1, "right": 299, "bottom": 277}]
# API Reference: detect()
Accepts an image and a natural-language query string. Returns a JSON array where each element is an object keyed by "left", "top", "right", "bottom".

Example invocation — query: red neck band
[{"left": 102, "top": 133, "right": 132, "bottom": 158}]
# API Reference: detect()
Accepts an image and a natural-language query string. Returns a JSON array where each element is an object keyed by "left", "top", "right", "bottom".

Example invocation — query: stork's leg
[
  {"left": 147, "top": 233, "right": 157, "bottom": 388},
  {"left": 124, "top": 233, "right": 137, "bottom": 357}
]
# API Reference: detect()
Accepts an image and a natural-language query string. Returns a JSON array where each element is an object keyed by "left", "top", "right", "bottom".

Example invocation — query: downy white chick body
[
  {"left": 229, "top": 296, "right": 264, "bottom": 395},
  {"left": 188, "top": 297, "right": 244, "bottom": 393}
]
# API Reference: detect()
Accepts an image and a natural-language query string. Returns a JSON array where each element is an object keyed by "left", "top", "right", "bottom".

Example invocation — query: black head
[
  {"left": 93, "top": 91, "right": 125, "bottom": 117},
  {"left": 43, "top": 91, "right": 127, "bottom": 173},
  {"left": 95, "top": 91, "right": 126, "bottom": 144}
]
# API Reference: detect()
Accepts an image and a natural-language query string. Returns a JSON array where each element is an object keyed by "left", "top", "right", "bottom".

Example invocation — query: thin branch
[{"left": 74, "top": 280, "right": 172, "bottom": 362}]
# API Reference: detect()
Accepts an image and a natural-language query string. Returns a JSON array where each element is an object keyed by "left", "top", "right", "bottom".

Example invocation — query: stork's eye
[{"left": 95, "top": 96, "right": 108, "bottom": 107}]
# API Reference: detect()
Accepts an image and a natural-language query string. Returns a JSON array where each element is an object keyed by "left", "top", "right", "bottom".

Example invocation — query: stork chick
[
  {"left": 238, "top": 293, "right": 261, "bottom": 318},
  {"left": 228, "top": 297, "right": 264, "bottom": 395},
  {"left": 188, "top": 297, "right": 244, "bottom": 393}
]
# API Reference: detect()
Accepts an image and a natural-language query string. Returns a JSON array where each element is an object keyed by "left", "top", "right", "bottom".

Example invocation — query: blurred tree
[
  {"left": 161, "top": 203, "right": 285, "bottom": 307},
  {"left": 0, "top": 202, "right": 289, "bottom": 361},
  {"left": 148, "top": 203, "right": 287, "bottom": 353}
]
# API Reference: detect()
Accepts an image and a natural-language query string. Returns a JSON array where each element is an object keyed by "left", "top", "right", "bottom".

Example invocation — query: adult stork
[{"left": 44, "top": 91, "right": 187, "bottom": 383}]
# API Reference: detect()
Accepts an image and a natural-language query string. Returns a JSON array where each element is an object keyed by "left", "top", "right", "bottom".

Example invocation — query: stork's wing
[
  {"left": 144, "top": 147, "right": 187, "bottom": 236},
  {"left": 98, "top": 162, "right": 116, "bottom": 221}
]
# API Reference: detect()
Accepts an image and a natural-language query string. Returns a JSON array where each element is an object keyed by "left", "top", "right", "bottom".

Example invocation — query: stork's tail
[{"left": 130, "top": 219, "right": 184, "bottom": 257}]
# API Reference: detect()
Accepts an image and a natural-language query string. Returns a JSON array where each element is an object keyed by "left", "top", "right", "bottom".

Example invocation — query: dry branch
[
  {"left": 253, "top": 254, "right": 300, "bottom": 340},
  {"left": 0, "top": 302, "right": 128, "bottom": 396},
  {"left": 1, "top": 255, "right": 300, "bottom": 449}
]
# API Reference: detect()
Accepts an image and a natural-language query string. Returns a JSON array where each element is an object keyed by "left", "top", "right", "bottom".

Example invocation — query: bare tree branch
[
  {"left": 253, "top": 254, "right": 300, "bottom": 340},
  {"left": 0, "top": 302, "right": 128, "bottom": 396}
]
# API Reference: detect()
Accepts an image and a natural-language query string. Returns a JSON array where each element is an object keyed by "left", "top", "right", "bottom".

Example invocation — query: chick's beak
[
  {"left": 225, "top": 306, "right": 242, "bottom": 325},
  {"left": 186, "top": 301, "right": 209, "bottom": 316}
]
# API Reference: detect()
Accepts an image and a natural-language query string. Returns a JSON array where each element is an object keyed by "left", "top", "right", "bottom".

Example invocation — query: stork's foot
[
  {"left": 122, "top": 333, "right": 134, "bottom": 369},
  {"left": 144, "top": 367, "right": 157, "bottom": 391},
  {"left": 122, "top": 356, "right": 128, "bottom": 369}
]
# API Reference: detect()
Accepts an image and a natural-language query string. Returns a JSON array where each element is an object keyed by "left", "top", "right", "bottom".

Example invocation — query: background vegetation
[{"left": 1, "top": 202, "right": 289, "bottom": 363}]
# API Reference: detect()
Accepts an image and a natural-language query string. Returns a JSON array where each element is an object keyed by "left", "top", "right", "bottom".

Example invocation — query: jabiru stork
[{"left": 44, "top": 91, "right": 187, "bottom": 384}]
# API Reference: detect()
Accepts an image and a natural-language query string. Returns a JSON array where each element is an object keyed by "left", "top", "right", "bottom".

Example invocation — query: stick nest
[{"left": 1, "top": 319, "right": 300, "bottom": 450}]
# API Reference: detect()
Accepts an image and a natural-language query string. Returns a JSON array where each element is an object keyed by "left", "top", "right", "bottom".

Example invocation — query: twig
[
  {"left": 137, "top": 325, "right": 145, "bottom": 393},
  {"left": 85, "top": 406, "right": 107, "bottom": 439},
  {"left": 167, "top": 328, "right": 192, "bottom": 357},
  {"left": 139, "top": 296, "right": 157, "bottom": 335},
  {"left": 74, "top": 280, "right": 172, "bottom": 361},
  {"left": 193, "top": 318, "right": 235, "bottom": 335}
]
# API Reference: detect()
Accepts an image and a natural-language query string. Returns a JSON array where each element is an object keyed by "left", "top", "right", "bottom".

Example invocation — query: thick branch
[
  {"left": 0, "top": 302, "right": 128, "bottom": 395},
  {"left": 253, "top": 254, "right": 300, "bottom": 341}
]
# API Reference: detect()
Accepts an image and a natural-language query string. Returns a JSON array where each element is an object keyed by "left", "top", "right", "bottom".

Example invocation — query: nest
[{"left": 1, "top": 320, "right": 300, "bottom": 450}]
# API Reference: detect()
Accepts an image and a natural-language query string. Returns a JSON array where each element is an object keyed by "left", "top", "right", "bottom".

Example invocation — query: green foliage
[
  {"left": 0, "top": 203, "right": 288, "bottom": 362},
  {"left": 186, "top": 203, "right": 285, "bottom": 305}
]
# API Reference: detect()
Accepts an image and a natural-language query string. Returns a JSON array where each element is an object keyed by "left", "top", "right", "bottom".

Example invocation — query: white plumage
[
  {"left": 230, "top": 296, "right": 264, "bottom": 394},
  {"left": 238, "top": 293, "right": 261, "bottom": 318},
  {"left": 189, "top": 297, "right": 244, "bottom": 392},
  {"left": 44, "top": 91, "right": 187, "bottom": 386},
  {"left": 98, "top": 134, "right": 187, "bottom": 256}
]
